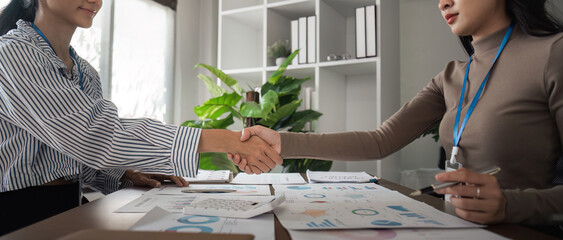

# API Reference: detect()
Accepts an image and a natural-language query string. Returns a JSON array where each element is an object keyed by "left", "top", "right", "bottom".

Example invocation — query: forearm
[
  {"left": 280, "top": 79, "right": 446, "bottom": 161},
  {"left": 502, "top": 185, "right": 563, "bottom": 225},
  {"left": 198, "top": 129, "right": 240, "bottom": 153}
]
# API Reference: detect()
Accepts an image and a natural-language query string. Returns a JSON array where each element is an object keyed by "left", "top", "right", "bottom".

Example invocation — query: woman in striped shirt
[{"left": 0, "top": 0, "right": 281, "bottom": 234}]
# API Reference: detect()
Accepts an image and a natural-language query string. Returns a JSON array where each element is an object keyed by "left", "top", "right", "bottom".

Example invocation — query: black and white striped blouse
[{"left": 0, "top": 20, "right": 200, "bottom": 194}]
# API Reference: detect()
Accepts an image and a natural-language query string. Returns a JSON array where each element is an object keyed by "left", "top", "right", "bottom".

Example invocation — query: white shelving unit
[{"left": 218, "top": 0, "right": 400, "bottom": 179}]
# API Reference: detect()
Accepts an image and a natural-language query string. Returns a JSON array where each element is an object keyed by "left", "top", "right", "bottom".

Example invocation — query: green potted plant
[
  {"left": 182, "top": 50, "right": 331, "bottom": 173},
  {"left": 268, "top": 40, "right": 291, "bottom": 66},
  {"left": 421, "top": 122, "right": 446, "bottom": 169}
]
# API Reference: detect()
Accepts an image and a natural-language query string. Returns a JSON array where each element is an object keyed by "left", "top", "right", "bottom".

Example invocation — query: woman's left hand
[
  {"left": 122, "top": 170, "right": 189, "bottom": 188},
  {"left": 434, "top": 168, "right": 506, "bottom": 224}
]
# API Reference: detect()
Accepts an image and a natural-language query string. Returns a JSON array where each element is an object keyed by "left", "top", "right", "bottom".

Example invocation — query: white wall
[
  {"left": 398, "top": 0, "right": 563, "bottom": 174},
  {"left": 173, "top": 0, "right": 218, "bottom": 125}
]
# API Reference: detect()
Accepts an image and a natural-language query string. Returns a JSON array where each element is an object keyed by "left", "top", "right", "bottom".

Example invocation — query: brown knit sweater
[{"left": 280, "top": 25, "right": 563, "bottom": 225}]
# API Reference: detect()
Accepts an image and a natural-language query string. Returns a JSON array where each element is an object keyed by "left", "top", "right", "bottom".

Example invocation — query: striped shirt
[{"left": 0, "top": 20, "right": 201, "bottom": 194}]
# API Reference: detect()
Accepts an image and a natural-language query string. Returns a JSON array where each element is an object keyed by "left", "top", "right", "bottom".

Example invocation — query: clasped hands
[{"left": 229, "top": 126, "right": 281, "bottom": 174}]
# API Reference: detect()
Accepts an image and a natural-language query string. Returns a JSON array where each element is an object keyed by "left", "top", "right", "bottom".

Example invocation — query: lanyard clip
[{"left": 449, "top": 146, "right": 459, "bottom": 165}]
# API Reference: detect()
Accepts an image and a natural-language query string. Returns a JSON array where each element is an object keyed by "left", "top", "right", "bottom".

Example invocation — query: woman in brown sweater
[{"left": 232, "top": 0, "right": 563, "bottom": 227}]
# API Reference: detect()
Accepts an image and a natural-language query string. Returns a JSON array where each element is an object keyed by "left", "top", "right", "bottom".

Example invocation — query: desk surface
[{"left": 1, "top": 179, "right": 557, "bottom": 240}]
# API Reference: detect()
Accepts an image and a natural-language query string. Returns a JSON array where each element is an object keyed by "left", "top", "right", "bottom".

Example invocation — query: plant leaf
[
  {"left": 198, "top": 153, "right": 219, "bottom": 170},
  {"left": 286, "top": 110, "right": 323, "bottom": 132},
  {"left": 194, "top": 92, "right": 242, "bottom": 120},
  {"left": 196, "top": 63, "right": 244, "bottom": 94},
  {"left": 260, "top": 90, "right": 278, "bottom": 114},
  {"left": 259, "top": 99, "right": 301, "bottom": 128},
  {"left": 198, "top": 152, "right": 238, "bottom": 172},
  {"left": 240, "top": 102, "right": 263, "bottom": 118},
  {"left": 261, "top": 76, "right": 310, "bottom": 97},
  {"left": 198, "top": 74, "right": 226, "bottom": 97},
  {"left": 268, "top": 49, "right": 299, "bottom": 84}
]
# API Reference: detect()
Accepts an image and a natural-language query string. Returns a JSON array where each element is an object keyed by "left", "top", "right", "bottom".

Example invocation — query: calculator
[{"left": 183, "top": 195, "right": 286, "bottom": 219}]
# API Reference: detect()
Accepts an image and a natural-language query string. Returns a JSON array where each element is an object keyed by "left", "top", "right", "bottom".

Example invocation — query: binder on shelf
[
  {"left": 355, "top": 7, "right": 366, "bottom": 59},
  {"left": 298, "top": 17, "right": 308, "bottom": 64},
  {"left": 366, "top": 5, "right": 377, "bottom": 57},
  {"left": 291, "top": 20, "right": 299, "bottom": 65},
  {"left": 307, "top": 16, "right": 316, "bottom": 63},
  {"left": 302, "top": 87, "right": 314, "bottom": 131}
]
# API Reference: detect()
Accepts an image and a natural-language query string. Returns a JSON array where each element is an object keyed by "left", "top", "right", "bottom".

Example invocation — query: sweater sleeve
[
  {"left": 0, "top": 38, "right": 200, "bottom": 178},
  {"left": 503, "top": 186, "right": 563, "bottom": 225},
  {"left": 280, "top": 73, "right": 446, "bottom": 161},
  {"left": 502, "top": 35, "right": 563, "bottom": 225}
]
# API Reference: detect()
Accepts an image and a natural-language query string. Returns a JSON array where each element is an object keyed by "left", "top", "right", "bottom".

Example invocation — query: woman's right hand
[{"left": 228, "top": 126, "right": 282, "bottom": 173}]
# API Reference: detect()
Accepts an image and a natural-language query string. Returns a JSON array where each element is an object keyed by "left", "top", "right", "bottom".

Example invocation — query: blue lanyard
[
  {"left": 31, "top": 24, "right": 84, "bottom": 91},
  {"left": 450, "top": 23, "right": 514, "bottom": 164}
]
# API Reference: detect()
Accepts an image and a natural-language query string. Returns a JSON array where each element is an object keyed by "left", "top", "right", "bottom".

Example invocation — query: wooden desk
[{"left": 1, "top": 179, "right": 557, "bottom": 240}]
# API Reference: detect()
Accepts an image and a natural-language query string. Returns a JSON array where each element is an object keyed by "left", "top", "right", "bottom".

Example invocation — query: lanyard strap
[
  {"left": 32, "top": 24, "right": 84, "bottom": 91},
  {"left": 450, "top": 23, "right": 514, "bottom": 164}
]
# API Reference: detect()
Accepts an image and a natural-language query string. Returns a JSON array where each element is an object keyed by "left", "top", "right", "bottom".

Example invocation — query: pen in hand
[{"left": 409, "top": 166, "right": 501, "bottom": 197}]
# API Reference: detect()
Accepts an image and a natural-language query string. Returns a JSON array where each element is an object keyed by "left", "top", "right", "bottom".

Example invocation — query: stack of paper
[
  {"left": 183, "top": 170, "right": 232, "bottom": 183},
  {"left": 306, "top": 170, "right": 378, "bottom": 183},
  {"left": 115, "top": 184, "right": 271, "bottom": 213},
  {"left": 232, "top": 173, "right": 307, "bottom": 185}
]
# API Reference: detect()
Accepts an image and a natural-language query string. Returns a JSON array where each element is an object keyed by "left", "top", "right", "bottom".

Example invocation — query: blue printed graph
[
  {"left": 387, "top": 205, "right": 409, "bottom": 212},
  {"left": 177, "top": 215, "right": 220, "bottom": 224},
  {"left": 400, "top": 213, "right": 426, "bottom": 219},
  {"left": 304, "top": 193, "right": 326, "bottom": 198},
  {"left": 306, "top": 219, "right": 338, "bottom": 228},
  {"left": 344, "top": 194, "right": 366, "bottom": 199},
  {"left": 417, "top": 220, "right": 445, "bottom": 226},
  {"left": 165, "top": 226, "right": 214, "bottom": 232},
  {"left": 352, "top": 209, "right": 379, "bottom": 216},
  {"left": 288, "top": 186, "right": 312, "bottom": 190},
  {"left": 371, "top": 220, "right": 402, "bottom": 226}
]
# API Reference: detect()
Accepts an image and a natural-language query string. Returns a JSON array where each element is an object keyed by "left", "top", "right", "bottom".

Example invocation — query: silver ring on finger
[{"left": 476, "top": 187, "right": 480, "bottom": 199}]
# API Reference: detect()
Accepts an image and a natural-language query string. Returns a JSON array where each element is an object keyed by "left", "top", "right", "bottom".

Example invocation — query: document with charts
[
  {"left": 273, "top": 184, "right": 482, "bottom": 230},
  {"left": 231, "top": 173, "right": 306, "bottom": 185},
  {"left": 183, "top": 170, "right": 232, "bottom": 183},
  {"left": 143, "top": 184, "right": 271, "bottom": 196},
  {"left": 131, "top": 207, "right": 274, "bottom": 240},
  {"left": 116, "top": 184, "right": 271, "bottom": 213},
  {"left": 306, "top": 170, "right": 377, "bottom": 183}
]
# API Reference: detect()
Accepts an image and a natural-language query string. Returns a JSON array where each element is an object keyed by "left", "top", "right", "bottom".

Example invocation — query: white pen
[{"left": 409, "top": 166, "right": 501, "bottom": 197}]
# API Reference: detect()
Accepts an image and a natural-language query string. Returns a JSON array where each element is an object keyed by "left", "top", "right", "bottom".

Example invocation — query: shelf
[
  {"left": 222, "top": 0, "right": 264, "bottom": 12},
  {"left": 266, "top": 64, "right": 315, "bottom": 80},
  {"left": 223, "top": 67, "right": 264, "bottom": 75},
  {"left": 321, "top": 0, "right": 377, "bottom": 17},
  {"left": 267, "top": 0, "right": 315, "bottom": 20},
  {"left": 318, "top": 57, "right": 377, "bottom": 75},
  {"left": 265, "top": 63, "right": 315, "bottom": 71}
]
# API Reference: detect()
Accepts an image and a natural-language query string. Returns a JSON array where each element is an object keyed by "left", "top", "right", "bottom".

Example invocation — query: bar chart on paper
[
  {"left": 273, "top": 184, "right": 483, "bottom": 230},
  {"left": 306, "top": 219, "right": 339, "bottom": 228}
]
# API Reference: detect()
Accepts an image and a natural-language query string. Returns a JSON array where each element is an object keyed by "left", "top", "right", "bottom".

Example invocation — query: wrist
[{"left": 198, "top": 129, "right": 240, "bottom": 153}]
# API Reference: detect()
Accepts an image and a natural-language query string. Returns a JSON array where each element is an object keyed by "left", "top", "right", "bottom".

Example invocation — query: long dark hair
[
  {"left": 459, "top": 0, "right": 563, "bottom": 55},
  {"left": 0, "top": 0, "right": 38, "bottom": 36}
]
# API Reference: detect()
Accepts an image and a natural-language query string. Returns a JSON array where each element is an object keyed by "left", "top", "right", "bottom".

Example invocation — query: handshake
[{"left": 227, "top": 126, "right": 282, "bottom": 174}]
